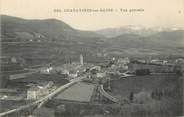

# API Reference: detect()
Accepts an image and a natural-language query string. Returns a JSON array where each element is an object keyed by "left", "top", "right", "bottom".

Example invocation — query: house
[
  {"left": 150, "top": 59, "right": 168, "bottom": 65},
  {"left": 68, "top": 70, "right": 79, "bottom": 78},
  {"left": 27, "top": 86, "right": 40, "bottom": 99},
  {"left": 131, "top": 59, "right": 146, "bottom": 64},
  {"left": 117, "top": 57, "right": 130, "bottom": 65},
  {"left": 90, "top": 66, "right": 101, "bottom": 71},
  {"left": 96, "top": 72, "right": 106, "bottom": 78},
  {"left": 40, "top": 67, "right": 54, "bottom": 74},
  {"left": 10, "top": 57, "right": 17, "bottom": 63},
  {"left": 27, "top": 86, "right": 49, "bottom": 100},
  {"left": 0, "top": 56, "right": 17, "bottom": 64},
  {"left": 176, "top": 58, "right": 184, "bottom": 64},
  {"left": 62, "top": 69, "right": 70, "bottom": 75}
]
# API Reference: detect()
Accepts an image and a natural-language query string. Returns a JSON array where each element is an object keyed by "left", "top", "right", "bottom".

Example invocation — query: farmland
[
  {"left": 54, "top": 82, "right": 95, "bottom": 102},
  {"left": 107, "top": 74, "right": 183, "bottom": 116}
]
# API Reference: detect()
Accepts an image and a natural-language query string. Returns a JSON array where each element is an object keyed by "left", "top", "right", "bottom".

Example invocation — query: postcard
[{"left": 0, "top": 0, "right": 184, "bottom": 117}]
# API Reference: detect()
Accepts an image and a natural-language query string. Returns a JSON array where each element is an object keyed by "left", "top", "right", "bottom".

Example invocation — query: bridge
[
  {"left": 99, "top": 85, "right": 119, "bottom": 103},
  {"left": 0, "top": 76, "right": 85, "bottom": 117},
  {"left": 0, "top": 69, "right": 133, "bottom": 116}
]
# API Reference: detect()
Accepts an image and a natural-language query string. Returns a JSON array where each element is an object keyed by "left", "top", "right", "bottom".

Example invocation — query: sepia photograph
[{"left": 0, "top": 0, "right": 184, "bottom": 117}]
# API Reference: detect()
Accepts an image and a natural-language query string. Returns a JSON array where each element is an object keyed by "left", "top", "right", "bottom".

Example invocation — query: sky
[{"left": 1, "top": 0, "right": 184, "bottom": 30}]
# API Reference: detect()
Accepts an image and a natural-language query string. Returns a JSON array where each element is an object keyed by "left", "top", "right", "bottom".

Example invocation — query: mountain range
[
  {"left": 96, "top": 25, "right": 183, "bottom": 38},
  {"left": 1, "top": 15, "right": 184, "bottom": 66}
]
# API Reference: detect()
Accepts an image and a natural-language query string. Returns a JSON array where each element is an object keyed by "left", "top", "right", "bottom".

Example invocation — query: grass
[
  {"left": 54, "top": 82, "right": 95, "bottom": 102},
  {"left": 109, "top": 74, "right": 181, "bottom": 98},
  {"left": 106, "top": 74, "right": 183, "bottom": 116}
]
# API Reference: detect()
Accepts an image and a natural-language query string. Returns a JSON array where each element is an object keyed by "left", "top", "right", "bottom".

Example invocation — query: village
[{"left": 0, "top": 54, "right": 183, "bottom": 116}]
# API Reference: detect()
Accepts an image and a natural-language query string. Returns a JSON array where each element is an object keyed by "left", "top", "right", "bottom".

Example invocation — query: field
[
  {"left": 107, "top": 74, "right": 183, "bottom": 116},
  {"left": 54, "top": 82, "right": 95, "bottom": 102},
  {"left": 11, "top": 73, "right": 68, "bottom": 84},
  {"left": 110, "top": 74, "right": 180, "bottom": 97}
]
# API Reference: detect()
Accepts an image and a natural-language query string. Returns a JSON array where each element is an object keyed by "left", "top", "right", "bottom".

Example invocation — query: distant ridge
[{"left": 1, "top": 15, "right": 184, "bottom": 67}]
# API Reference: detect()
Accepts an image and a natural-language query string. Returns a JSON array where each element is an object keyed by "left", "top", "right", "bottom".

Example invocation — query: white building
[
  {"left": 40, "top": 67, "right": 53, "bottom": 74},
  {"left": 117, "top": 57, "right": 130, "bottom": 64},
  {"left": 151, "top": 59, "right": 168, "bottom": 65},
  {"left": 27, "top": 87, "right": 40, "bottom": 99},
  {"left": 90, "top": 66, "right": 101, "bottom": 71},
  {"left": 96, "top": 72, "right": 106, "bottom": 78},
  {"left": 68, "top": 70, "right": 79, "bottom": 78},
  {"left": 27, "top": 86, "right": 49, "bottom": 100},
  {"left": 10, "top": 57, "right": 17, "bottom": 63}
]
